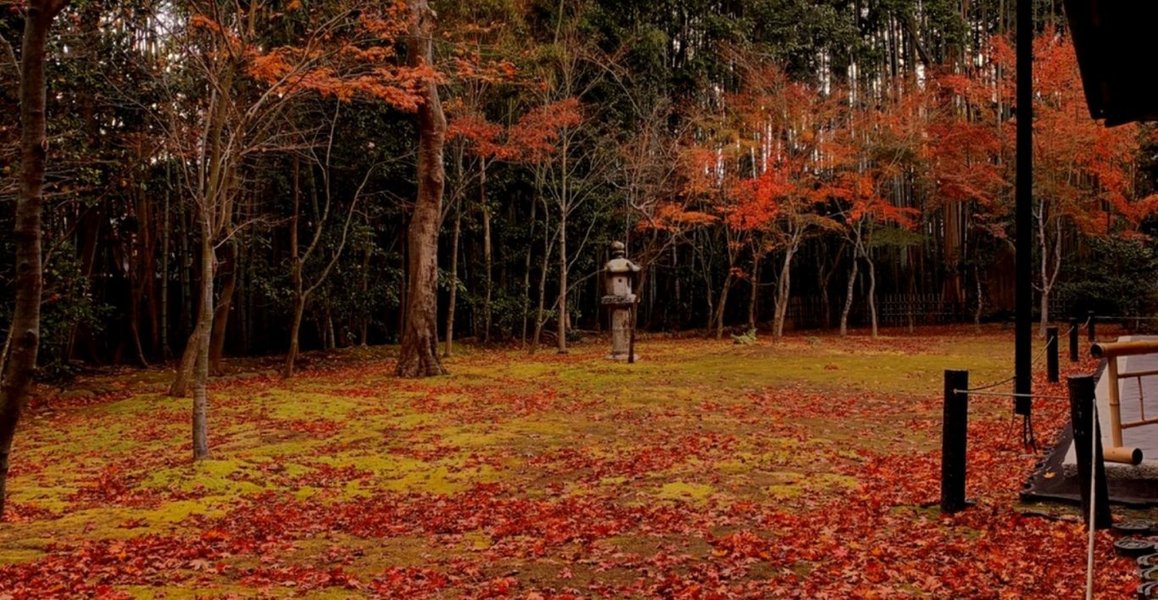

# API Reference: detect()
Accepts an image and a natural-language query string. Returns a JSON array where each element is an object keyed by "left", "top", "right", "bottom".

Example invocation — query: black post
[
  {"left": 1013, "top": 0, "right": 1033, "bottom": 418},
  {"left": 1069, "top": 317, "right": 1079, "bottom": 363},
  {"left": 1046, "top": 326, "right": 1059, "bottom": 383},
  {"left": 1087, "top": 310, "right": 1096, "bottom": 342},
  {"left": 941, "top": 369, "right": 970, "bottom": 514},
  {"left": 1067, "top": 374, "right": 1112, "bottom": 529}
]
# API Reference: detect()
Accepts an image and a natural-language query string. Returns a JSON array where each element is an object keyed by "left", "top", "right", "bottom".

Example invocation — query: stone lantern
[{"left": 601, "top": 241, "right": 641, "bottom": 361}]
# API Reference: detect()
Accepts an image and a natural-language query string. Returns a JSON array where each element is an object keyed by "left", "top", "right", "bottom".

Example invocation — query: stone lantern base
[{"left": 606, "top": 302, "right": 637, "bottom": 362}]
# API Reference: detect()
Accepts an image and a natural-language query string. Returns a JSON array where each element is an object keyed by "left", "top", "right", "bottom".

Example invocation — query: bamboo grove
[{"left": 3, "top": 0, "right": 1157, "bottom": 378}]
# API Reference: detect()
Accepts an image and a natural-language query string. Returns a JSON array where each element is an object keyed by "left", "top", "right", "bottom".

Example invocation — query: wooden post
[
  {"left": 1069, "top": 317, "right": 1079, "bottom": 363},
  {"left": 1106, "top": 353, "right": 1123, "bottom": 448},
  {"left": 1067, "top": 374, "right": 1112, "bottom": 530},
  {"left": 1087, "top": 310, "right": 1096, "bottom": 342},
  {"left": 1047, "top": 326, "right": 1059, "bottom": 383},
  {"left": 941, "top": 370, "right": 969, "bottom": 514}
]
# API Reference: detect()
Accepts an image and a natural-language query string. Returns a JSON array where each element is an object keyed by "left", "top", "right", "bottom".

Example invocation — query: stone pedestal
[{"left": 607, "top": 299, "right": 637, "bottom": 361}]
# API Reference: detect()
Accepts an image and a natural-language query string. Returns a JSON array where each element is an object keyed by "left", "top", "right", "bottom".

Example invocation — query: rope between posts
[
  {"left": 958, "top": 323, "right": 1075, "bottom": 393},
  {"left": 952, "top": 389, "right": 1069, "bottom": 401}
]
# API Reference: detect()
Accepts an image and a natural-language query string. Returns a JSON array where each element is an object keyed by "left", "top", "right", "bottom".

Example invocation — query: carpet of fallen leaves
[{"left": 0, "top": 327, "right": 1145, "bottom": 598}]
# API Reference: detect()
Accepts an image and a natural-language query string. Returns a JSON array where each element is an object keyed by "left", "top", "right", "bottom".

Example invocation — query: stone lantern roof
[{"left": 605, "top": 241, "right": 641, "bottom": 276}]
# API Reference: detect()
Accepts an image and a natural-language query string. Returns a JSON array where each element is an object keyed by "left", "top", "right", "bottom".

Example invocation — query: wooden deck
[
  {"left": 1100, "top": 335, "right": 1158, "bottom": 462},
  {"left": 1062, "top": 335, "right": 1158, "bottom": 472}
]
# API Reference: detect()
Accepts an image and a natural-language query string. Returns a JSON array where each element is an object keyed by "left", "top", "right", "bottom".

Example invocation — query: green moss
[
  {"left": 7, "top": 485, "right": 74, "bottom": 513},
  {"left": 812, "top": 472, "right": 860, "bottom": 491},
  {"left": 380, "top": 464, "right": 482, "bottom": 494},
  {"left": 765, "top": 484, "right": 803, "bottom": 499},
  {"left": 3, "top": 332, "right": 1044, "bottom": 594},
  {"left": 141, "top": 459, "right": 259, "bottom": 495},
  {"left": 1, "top": 499, "right": 229, "bottom": 549},
  {"left": 0, "top": 547, "right": 45, "bottom": 566},
  {"left": 259, "top": 389, "right": 366, "bottom": 420},
  {"left": 391, "top": 412, "right": 438, "bottom": 429},
  {"left": 316, "top": 452, "right": 429, "bottom": 476},
  {"left": 657, "top": 482, "right": 715, "bottom": 503}
]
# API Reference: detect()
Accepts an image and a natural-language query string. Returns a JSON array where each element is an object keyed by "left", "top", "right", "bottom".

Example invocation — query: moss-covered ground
[{"left": 0, "top": 327, "right": 1143, "bottom": 598}]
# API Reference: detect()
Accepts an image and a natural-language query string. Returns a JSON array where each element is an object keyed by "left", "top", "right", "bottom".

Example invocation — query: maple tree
[
  {"left": 838, "top": 85, "right": 921, "bottom": 337},
  {"left": 394, "top": 0, "right": 448, "bottom": 378},
  {"left": 1005, "top": 31, "right": 1151, "bottom": 334},
  {"left": 716, "top": 66, "right": 845, "bottom": 339},
  {"left": 440, "top": 6, "right": 521, "bottom": 355}
]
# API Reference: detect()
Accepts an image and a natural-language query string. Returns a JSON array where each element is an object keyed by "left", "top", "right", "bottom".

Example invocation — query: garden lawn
[{"left": 0, "top": 328, "right": 1140, "bottom": 598}]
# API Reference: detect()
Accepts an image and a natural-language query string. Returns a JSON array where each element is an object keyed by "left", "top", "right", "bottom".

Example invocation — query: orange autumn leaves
[
  {"left": 658, "top": 28, "right": 1154, "bottom": 246},
  {"left": 447, "top": 98, "right": 584, "bottom": 166},
  {"left": 239, "top": 4, "right": 434, "bottom": 112}
]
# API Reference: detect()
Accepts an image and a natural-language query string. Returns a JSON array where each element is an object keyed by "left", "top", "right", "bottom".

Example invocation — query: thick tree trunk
[
  {"left": 0, "top": 0, "right": 66, "bottom": 519},
  {"left": 396, "top": 0, "right": 447, "bottom": 378}
]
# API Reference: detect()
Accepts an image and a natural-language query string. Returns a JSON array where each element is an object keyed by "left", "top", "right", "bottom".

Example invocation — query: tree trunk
[
  {"left": 556, "top": 209, "right": 568, "bottom": 353},
  {"left": 974, "top": 264, "right": 984, "bottom": 333},
  {"left": 521, "top": 193, "right": 537, "bottom": 347},
  {"left": 531, "top": 198, "right": 551, "bottom": 353},
  {"left": 359, "top": 238, "right": 371, "bottom": 346},
  {"left": 396, "top": 0, "right": 447, "bottom": 378},
  {"left": 285, "top": 157, "right": 304, "bottom": 377},
  {"left": 714, "top": 272, "right": 734, "bottom": 340},
  {"left": 191, "top": 221, "right": 214, "bottom": 460},
  {"left": 773, "top": 248, "right": 795, "bottom": 338},
  {"left": 160, "top": 169, "right": 172, "bottom": 360},
  {"left": 481, "top": 162, "right": 493, "bottom": 343},
  {"left": 866, "top": 252, "right": 879, "bottom": 338},
  {"left": 325, "top": 309, "right": 336, "bottom": 349},
  {"left": 443, "top": 205, "right": 461, "bottom": 357},
  {"left": 285, "top": 295, "right": 305, "bottom": 378},
  {"left": 208, "top": 240, "right": 237, "bottom": 374},
  {"left": 840, "top": 256, "right": 860, "bottom": 336},
  {"left": 128, "top": 185, "right": 154, "bottom": 367},
  {"left": 0, "top": 0, "right": 67, "bottom": 519},
  {"left": 169, "top": 323, "right": 198, "bottom": 397},
  {"left": 180, "top": 204, "right": 193, "bottom": 338},
  {"left": 747, "top": 258, "right": 760, "bottom": 331}
]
